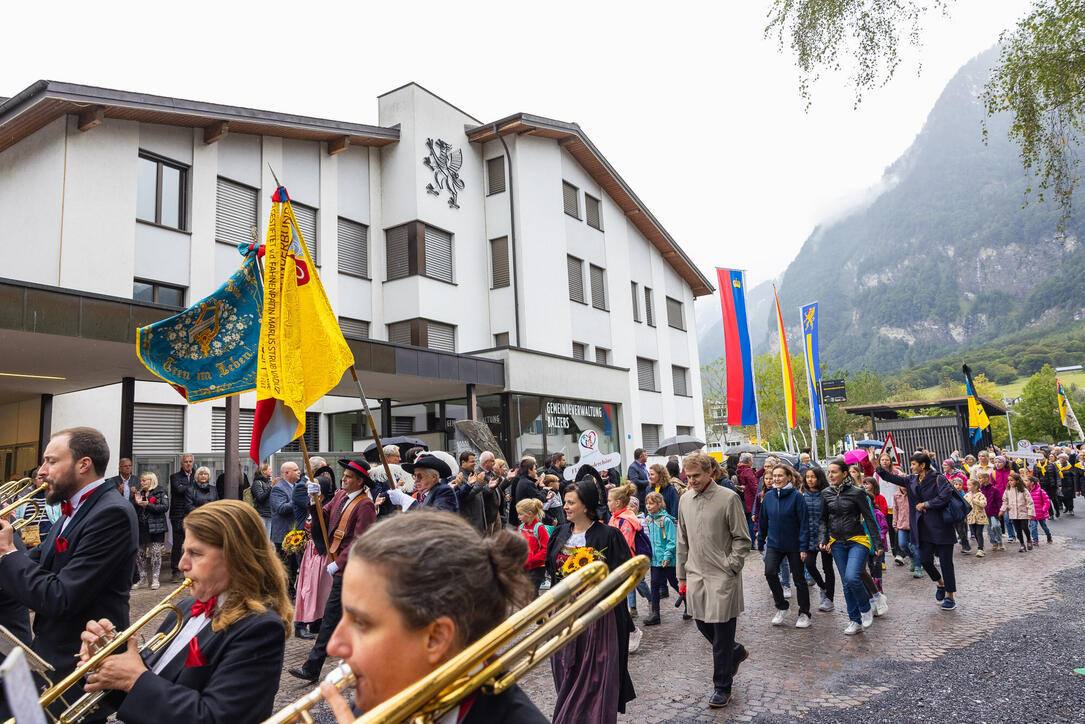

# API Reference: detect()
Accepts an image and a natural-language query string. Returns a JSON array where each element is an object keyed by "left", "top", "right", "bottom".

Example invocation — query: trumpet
[
  {"left": 264, "top": 662, "right": 357, "bottom": 724},
  {"left": 360, "top": 554, "right": 647, "bottom": 724},
  {"left": 0, "top": 478, "right": 48, "bottom": 531},
  {"left": 5, "top": 579, "right": 194, "bottom": 724}
]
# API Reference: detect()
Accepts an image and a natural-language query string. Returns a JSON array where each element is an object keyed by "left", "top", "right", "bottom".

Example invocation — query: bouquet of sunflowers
[
  {"left": 282, "top": 528, "right": 308, "bottom": 556},
  {"left": 556, "top": 546, "right": 605, "bottom": 578}
]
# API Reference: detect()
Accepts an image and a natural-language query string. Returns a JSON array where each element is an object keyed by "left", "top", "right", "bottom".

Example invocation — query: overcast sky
[{"left": 5, "top": 0, "right": 1033, "bottom": 287}]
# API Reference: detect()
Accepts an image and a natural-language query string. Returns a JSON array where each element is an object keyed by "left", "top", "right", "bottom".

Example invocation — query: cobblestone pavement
[{"left": 128, "top": 514, "right": 1085, "bottom": 722}]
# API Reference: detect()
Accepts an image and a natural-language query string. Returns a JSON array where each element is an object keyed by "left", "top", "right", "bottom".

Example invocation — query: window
[
  {"left": 644, "top": 287, "right": 656, "bottom": 327},
  {"left": 387, "top": 319, "right": 456, "bottom": 352},
  {"left": 339, "top": 317, "right": 370, "bottom": 338},
  {"left": 137, "top": 153, "right": 187, "bottom": 230},
  {"left": 585, "top": 194, "right": 602, "bottom": 230},
  {"left": 562, "top": 181, "right": 579, "bottom": 218},
  {"left": 283, "top": 412, "right": 320, "bottom": 453},
  {"left": 589, "top": 264, "right": 607, "bottom": 311},
  {"left": 292, "top": 202, "right": 318, "bottom": 265},
  {"left": 672, "top": 365, "right": 690, "bottom": 396},
  {"left": 133, "top": 279, "right": 185, "bottom": 307},
  {"left": 494, "top": 332, "right": 510, "bottom": 347},
  {"left": 677, "top": 425, "right": 694, "bottom": 437},
  {"left": 387, "top": 320, "right": 413, "bottom": 346},
  {"left": 637, "top": 357, "right": 658, "bottom": 392},
  {"left": 426, "top": 321, "right": 456, "bottom": 352},
  {"left": 486, "top": 156, "right": 506, "bottom": 195},
  {"left": 490, "top": 236, "right": 510, "bottom": 289},
  {"left": 631, "top": 282, "right": 641, "bottom": 322},
  {"left": 572, "top": 342, "right": 586, "bottom": 360},
  {"left": 215, "top": 178, "right": 257, "bottom": 246},
  {"left": 211, "top": 408, "right": 255, "bottom": 453},
  {"left": 133, "top": 404, "right": 184, "bottom": 454},
  {"left": 386, "top": 224, "right": 410, "bottom": 280},
  {"left": 641, "top": 424, "right": 661, "bottom": 452},
  {"left": 666, "top": 296, "right": 685, "bottom": 330},
  {"left": 595, "top": 347, "right": 610, "bottom": 365},
  {"left": 423, "top": 225, "right": 454, "bottom": 283},
  {"left": 338, "top": 218, "right": 369, "bottom": 278},
  {"left": 567, "top": 256, "right": 585, "bottom": 304}
]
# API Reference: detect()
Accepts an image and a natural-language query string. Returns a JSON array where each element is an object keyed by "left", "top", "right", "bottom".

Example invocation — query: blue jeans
[
  {"left": 831, "top": 541, "right": 872, "bottom": 623},
  {"left": 627, "top": 579, "right": 651, "bottom": 609},
  {"left": 1004, "top": 511, "right": 1016, "bottom": 540},
  {"left": 896, "top": 530, "right": 918, "bottom": 564},
  {"left": 1029, "top": 519, "right": 1052, "bottom": 541}
]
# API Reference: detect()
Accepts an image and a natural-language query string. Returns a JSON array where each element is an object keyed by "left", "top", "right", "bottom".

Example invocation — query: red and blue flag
[{"left": 716, "top": 268, "right": 758, "bottom": 426}]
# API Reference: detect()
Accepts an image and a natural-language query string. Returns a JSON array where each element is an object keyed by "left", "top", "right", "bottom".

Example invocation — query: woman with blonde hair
[
  {"left": 78, "top": 500, "right": 293, "bottom": 723},
  {"left": 131, "top": 471, "right": 170, "bottom": 589},
  {"left": 649, "top": 463, "right": 679, "bottom": 517}
]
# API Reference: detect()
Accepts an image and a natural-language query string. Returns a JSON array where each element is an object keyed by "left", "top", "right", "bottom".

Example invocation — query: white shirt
[
  {"left": 116, "top": 476, "right": 134, "bottom": 499},
  {"left": 59, "top": 478, "right": 107, "bottom": 535},
  {"left": 152, "top": 595, "right": 226, "bottom": 674}
]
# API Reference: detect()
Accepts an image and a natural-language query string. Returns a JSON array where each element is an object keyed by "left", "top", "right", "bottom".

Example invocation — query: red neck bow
[
  {"left": 60, "top": 487, "right": 96, "bottom": 517},
  {"left": 190, "top": 597, "right": 217, "bottom": 619}
]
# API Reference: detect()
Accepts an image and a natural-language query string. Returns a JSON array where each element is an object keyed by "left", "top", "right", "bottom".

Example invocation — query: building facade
[{"left": 0, "top": 80, "right": 712, "bottom": 481}]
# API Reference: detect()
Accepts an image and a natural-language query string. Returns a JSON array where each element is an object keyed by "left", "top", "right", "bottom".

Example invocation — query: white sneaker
[
  {"left": 844, "top": 621, "right": 862, "bottom": 635},
  {"left": 861, "top": 608, "right": 874, "bottom": 629},
  {"left": 795, "top": 613, "right": 811, "bottom": 628},
  {"left": 893, "top": 555, "right": 906, "bottom": 566},
  {"left": 628, "top": 626, "right": 642, "bottom": 653},
  {"left": 872, "top": 593, "right": 889, "bottom": 617},
  {"left": 976, "top": 549, "right": 986, "bottom": 557},
  {"left": 782, "top": 587, "right": 792, "bottom": 599},
  {"left": 771, "top": 610, "right": 787, "bottom": 626}
]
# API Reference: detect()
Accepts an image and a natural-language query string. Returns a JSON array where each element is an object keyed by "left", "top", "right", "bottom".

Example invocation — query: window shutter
[
  {"left": 423, "top": 225, "right": 454, "bottom": 283},
  {"left": 132, "top": 404, "right": 184, "bottom": 454},
  {"left": 672, "top": 365, "right": 689, "bottom": 396},
  {"left": 585, "top": 195, "right": 602, "bottom": 230},
  {"left": 388, "top": 321, "right": 413, "bottom": 346},
  {"left": 292, "top": 203, "right": 318, "bottom": 265},
  {"left": 677, "top": 425, "right": 694, "bottom": 437},
  {"left": 562, "top": 181, "right": 579, "bottom": 218},
  {"left": 590, "top": 265, "right": 607, "bottom": 310},
  {"left": 487, "top": 156, "right": 506, "bottom": 195},
  {"left": 215, "top": 178, "right": 257, "bottom": 247},
  {"left": 385, "top": 225, "right": 410, "bottom": 280},
  {"left": 392, "top": 417, "right": 414, "bottom": 435},
  {"left": 339, "top": 317, "right": 370, "bottom": 338},
  {"left": 572, "top": 342, "right": 586, "bottom": 360},
  {"left": 641, "top": 424, "right": 660, "bottom": 452},
  {"left": 666, "top": 297, "right": 685, "bottom": 330},
  {"left": 567, "top": 256, "right": 585, "bottom": 304},
  {"left": 494, "top": 332, "right": 509, "bottom": 347},
  {"left": 212, "top": 408, "right": 255, "bottom": 453},
  {"left": 637, "top": 358, "right": 657, "bottom": 391},
  {"left": 631, "top": 282, "right": 641, "bottom": 322},
  {"left": 490, "top": 236, "right": 510, "bottom": 289},
  {"left": 338, "top": 218, "right": 368, "bottom": 277},
  {"left": 283, "top": 412, "right": 320, "bottom": 452},
  {"left": 644, "top": 287, "right": 655, "bottom": 326},
  {"left": 425, "top": 321, "right": 456, "bottom": 352},
  {"left": 595, "top": 347, "right": 610, "bottom": 365}
]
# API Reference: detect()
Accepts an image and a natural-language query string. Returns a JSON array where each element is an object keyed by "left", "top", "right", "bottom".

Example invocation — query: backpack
[
  {"left": 520, "top": 521, "right": 545, "bottom": 548},
  {"left": 620, "top": 516, "right": 653, "bottom": 558},
  {"left": 941, "top": 479, "right": 970, "bottom": 525}
]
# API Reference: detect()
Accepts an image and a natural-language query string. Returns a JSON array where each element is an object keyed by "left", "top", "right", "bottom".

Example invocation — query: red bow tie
[
  {"left": 190, "top": 598, "right": 217, "bottom": 619},
  {"left": 60, "top": 488, "right": 95, "bottom": 517}
]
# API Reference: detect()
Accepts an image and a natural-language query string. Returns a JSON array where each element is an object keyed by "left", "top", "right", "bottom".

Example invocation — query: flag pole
[{"left": 348, "top": 366, "right": 397, "bottom": 489}]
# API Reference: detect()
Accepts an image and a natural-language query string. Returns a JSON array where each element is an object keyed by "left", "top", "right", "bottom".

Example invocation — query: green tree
[
  {"left": 700, "top": 358, "right": 727, "bottom": 442},
  {"left": 1014, "top": 364, "right": 1063, "bottom": 442},
  {"left": 765, "top": 0, "right": 1085, "bottom": 224}
]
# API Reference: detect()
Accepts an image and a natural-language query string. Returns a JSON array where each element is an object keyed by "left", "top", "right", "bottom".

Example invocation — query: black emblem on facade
[{"left": 423, "top": 138, "right": 465, "bottom": 209}]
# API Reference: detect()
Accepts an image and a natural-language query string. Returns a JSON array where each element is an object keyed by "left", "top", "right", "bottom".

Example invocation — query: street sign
[{"left": 821, "top": 379, "right": 847, "bottom": 404}]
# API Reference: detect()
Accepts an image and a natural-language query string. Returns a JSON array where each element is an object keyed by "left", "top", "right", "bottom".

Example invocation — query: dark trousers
[
  {"left": 969, "top": 523, "right": 985, "bottom": 550},
  {"left": 885, "top": 513, "right": 902, "bottom": 557},
  {"left": 954, "top": 519, "right": 971, "bottom": 550},
  {"left": 918, "top": 541, "right": 956, "bottom": 593},
  {"left": 278, "top": 547, "right": 299, "bottom": 597},
  {"left": 763, "top": 548, "right": 810, "bottom": 616},
  {"left": 304, "top": 574, "right": 343, "bottom": 673},
  {"left": 694, "top": 617, "right": 744, "bottom": 695},
  {"left": 649, "top": 565, "right": 680, "bottom": 613},
  {"left": 804, "top": 549, "right": 835, "bottom": 600},
  {"left": 1013, "top": 519, "right": 1032, "bottom": 546},
  {"left": 528, "top": 567, "right": 547, "bottom": 594},
  {"left": 1063, "top": 489, "right": 1075, "bottom": 513},
  {"left": 169, "top": 518, "right": 186, "bottom": 575},
  {"left": 1044, "top": 484, "right": 1061, "bottom": 516}
]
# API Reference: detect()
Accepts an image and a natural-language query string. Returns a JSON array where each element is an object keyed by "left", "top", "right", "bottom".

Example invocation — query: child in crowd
[
  {"left": 516, "top": 498, "right": 549, "bottom": 593},
  {"left": 862, "top": 479, "right": 890, "bottom": 615},
  {"left": 980, "top": 472, "right": 1005, "bottom": 551},
  {"left": 608, "top": 483, "right": 651, "bottom": 617},
  {"left": 643, "top": 491, "right": 679, "bottom": 625},
  {"left": 1027, "top": 475, "right": 1054, "bottom": 545},
  {"left": 541, "top": 473, "right": 566, "bottom": 526},
  {"left": 948, "top": 475, "right": 972, "bottom": 554},
  {"left": 965, "top": 478, "right": 989, "bottom": 557},
  {"left": 892, "top": 480, "right": 924, "bottom": 578},
  {"left": 1000, "top": 472, "right": 1036, "bottom": 553}
]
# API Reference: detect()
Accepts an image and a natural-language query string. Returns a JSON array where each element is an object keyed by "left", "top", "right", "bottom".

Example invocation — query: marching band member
[
  {"left": 0, "top": 427, "right": 137, "bottom": 717},
  {"left": 321, "top": 511, "right": 547, "bottom": 723},
  {"left": 78, "top": 500, "right": 292, "bottom": 723}
]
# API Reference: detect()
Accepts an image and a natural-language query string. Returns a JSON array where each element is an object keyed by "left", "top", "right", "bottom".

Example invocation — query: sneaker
[
  {"left": 783, "top": 587, "right": 792, "bottom": 599},
  {"left": 1047, "top": 535, "right": 1053, "bottom": 544},
  {"left": 643, "top": 613, "right": 661, "bottom": 626},
  {"left": 150, "top": 582, "right": 160, "bottom": 590},
  {"left": 941, "top": 598, "right": 957, "bottom": 611},
  {"left": 893, "top": 555, "right": 906, "bottom": 566},
  {"left": 1018, "top": 546, "right": 1027, "bottom": 553},
  {"left": 976, "top": 549, "right": 985, "bottom": 557},
  {"left": 844, "top": 621, "right": 863, "bottom": 635},
  {"left": 860, "top": 608, "right": 874, "bottom": 629},
  {"left": 818, "top": 591, "right": 835, "bottom": 612},
  {"left": 628, "top": 626, "right": 643, "bottom": 653},
  {"left": 771, "top": 610, "right": 787, "bottom": 626},
  {"left": 708, "top": 690, "right": 732, "bottom": 708},
  {"left": 872, "top": 593, "right": 888, "bottom": 617},
  {"left": 795, "top": 613, "right": 811, "bottom": 628},
  {"left": 1032, "top": 539, "right": 1039, "bottom": 547},
  {"left": 682, "top": 613, "right": 693, "bottom": 620},
  {"left": 913, "top": 568, "right": 925, "bottom": 578},
  {"left": 935, "top": 585, "right": 946, "bottom": 602}
]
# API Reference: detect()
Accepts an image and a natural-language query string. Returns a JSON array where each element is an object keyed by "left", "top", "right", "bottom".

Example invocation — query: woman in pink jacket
[{"left": 1027, "top": 475, "right": 1054, "bottom": 546}]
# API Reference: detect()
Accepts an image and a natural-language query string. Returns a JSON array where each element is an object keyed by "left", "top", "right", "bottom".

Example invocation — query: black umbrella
[
  {"left": 730, "top": 443, "right": 766, "bottom": 454},
  {"left": 363, "top": 436, "right": 428, "bottom": 462},
  {"left": 653, "top": 435, "right": 705, "bottom": 456}
]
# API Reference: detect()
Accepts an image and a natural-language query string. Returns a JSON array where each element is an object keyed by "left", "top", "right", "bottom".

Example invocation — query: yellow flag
[{"left": 250, "top": 187, "right": 354, "bottom": 462}]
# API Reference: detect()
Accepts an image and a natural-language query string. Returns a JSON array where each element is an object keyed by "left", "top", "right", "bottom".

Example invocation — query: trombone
[
  {"left": 0, "top": 478, "right": 48, "bottom": 531},
  {"left": 4, "top": 579, "right": 194, "bottom": 724}
]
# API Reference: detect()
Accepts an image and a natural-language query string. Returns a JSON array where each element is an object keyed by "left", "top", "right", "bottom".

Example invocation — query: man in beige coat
[{"left": 677, "top": 451, "right": 752, "bottom": 709}]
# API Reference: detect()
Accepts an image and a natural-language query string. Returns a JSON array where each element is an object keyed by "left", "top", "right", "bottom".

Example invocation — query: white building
[{"left": 0, "top": 80, "right": 713, "bottom": 481}]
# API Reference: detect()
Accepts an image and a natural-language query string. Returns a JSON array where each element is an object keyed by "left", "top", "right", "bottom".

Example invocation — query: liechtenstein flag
[{"left": 717, "top": 269, "right": 758, "bottom": 426}]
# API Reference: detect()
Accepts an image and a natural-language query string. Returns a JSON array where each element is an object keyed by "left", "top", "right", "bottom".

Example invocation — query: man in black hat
[
  {"left": 288, "top": 458, "right": 378, "bottom": 682},
  {"left": 403, "top": 454, "right": 458, "bottom": 513}
]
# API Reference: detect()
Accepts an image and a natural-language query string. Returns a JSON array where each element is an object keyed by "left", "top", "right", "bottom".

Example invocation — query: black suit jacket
[
  {"left": 418, "top": 482, "right": 458, "bottom": 513},
  {"left": 169, "top": 471, "right": 194, "bottom": 520},
  {"left": 0, "top": 482, "right": 138, "bottom": 674},
  {"left": 108, "top": 599, "right": 286, "bottom": 724},
  {"left": 462, "top": 684, "right": 547, "bottom": 723}
]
